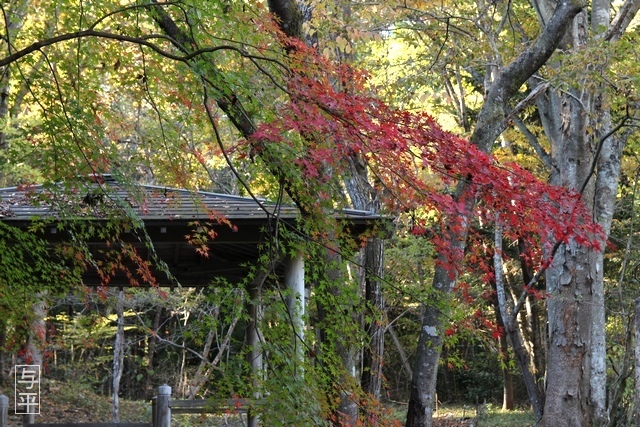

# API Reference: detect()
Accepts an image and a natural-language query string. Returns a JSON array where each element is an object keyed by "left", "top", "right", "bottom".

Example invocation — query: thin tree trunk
[
  {"left": 492, "top": 290, "right": 514, "bottom": 411},
  {"left": 0, "top": 0, "right": 30, "bottom": 151},
  {"left": 635, "top": 298, "right": 640, "bottom": 427},
  {"left": 493, "top": 223, "right": 543, "bottom": 420},
  {"left": 518, "top": 239, "right": 546, "bottom": 389},
  {"left": 0, "top": 320, "right": 6, "bottom": 384},
  {"left": 112, "top": 289, "right": 125, "bottom": 423},
  {"left": 189, "top": 297, "right": 242, "bottom": 399},
  {"left": 607, "top": 316, "right": 633, "bottom": 426},
  {"left": 145, "top": 306, "right": 162, "bottom": 398},
  {"left": 500, "top": 336, "right": 514, "bottom": 411},
  {"left": 360, "top": 238, "right": 385, "bottom": 401},
  {"left": 245, "top": 281, "right": 264, "bottom": 427},
  {"left": 387, "top": 324, "right": 412, "bottom": 381},
  {"left": 187, "top": 329, "right": 216, "bottom": 399}
]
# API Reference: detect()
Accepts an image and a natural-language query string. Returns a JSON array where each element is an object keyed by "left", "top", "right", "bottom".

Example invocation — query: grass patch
[
  {"left": 481, "top": 405, "right": 537, "bottom": 426},
  {"left": 390, "top": 402, "right": 537, "bottom": 426}
]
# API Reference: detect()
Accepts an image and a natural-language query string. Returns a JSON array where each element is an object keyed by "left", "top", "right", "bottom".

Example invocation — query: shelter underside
[{"left": 0, "top": 175, "right": 381, "bottom": 288}]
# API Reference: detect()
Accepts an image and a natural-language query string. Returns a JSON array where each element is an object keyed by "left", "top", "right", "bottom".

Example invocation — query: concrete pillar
[
  {"left": 156, "top": 385, "right": 171, "bottom": 427},
  {"left": 0, "top": 395, "right": 8, "bottom": 427},
  {"left": 285, "top": 253, "right": 305, "bottom": 363},
  {"left": 246, "top": 284, "right": 263, "bottom": 427}
]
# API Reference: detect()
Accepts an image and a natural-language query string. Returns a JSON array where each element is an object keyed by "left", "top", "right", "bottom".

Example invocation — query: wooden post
[
  {"left": 0, "top": 395, "right": 8, "bottom": 427},
  {"left": 151, "top": 396, "right": 157, "bottom": 427},
  {"left": 285, "top": 253, "right": 305, "bottom": 363},
  {"left": 156, "top": 385, "right": 171, "bottom": 427},
  {"left": 22, "top": 413, "right": 34, "bottom": 427}
]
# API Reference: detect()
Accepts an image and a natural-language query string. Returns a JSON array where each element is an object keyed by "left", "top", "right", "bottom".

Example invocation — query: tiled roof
[{"left": 0, "top": 175, "right": 379, "bottom": 223}]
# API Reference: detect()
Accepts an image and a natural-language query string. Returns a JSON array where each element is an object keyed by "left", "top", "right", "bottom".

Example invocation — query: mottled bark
[
  {"left": 588, "top": 3, "right": 611, "bottom": 421},
  {"left": 541, "top": 78, "right": 597, "bottom": 426},
  {"left": 405, "top": 2, "right": 583, "bottom": 425},
  {"left": 538, "top": 1, "right": 639, "bottom": 424},
  {"left": 542, "top": 244, "right": 595, "bottom": 426},
  {"left": 590, "top": 109, "right": 623, "bottom": 425}
]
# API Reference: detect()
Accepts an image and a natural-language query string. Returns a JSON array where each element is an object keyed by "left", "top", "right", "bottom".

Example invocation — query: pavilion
[
  {"left": 0, "top": 174, "right": 384, "bottom": 425},
  {"left": 0, "top": 174, "right": 381, "bottom": 287}
]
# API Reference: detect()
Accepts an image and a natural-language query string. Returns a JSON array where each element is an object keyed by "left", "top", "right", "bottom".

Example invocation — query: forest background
[{"left": 1, "top": 0, "right": 640, "bottom": 426}]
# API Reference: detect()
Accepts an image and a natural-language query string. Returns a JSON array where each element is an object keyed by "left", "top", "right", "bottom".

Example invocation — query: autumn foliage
[{"left": 248, "top": 22, "right": 602, "bottom": 280}]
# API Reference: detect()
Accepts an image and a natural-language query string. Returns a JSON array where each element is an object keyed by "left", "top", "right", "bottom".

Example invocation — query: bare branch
[
  {"left": 471, "top": 0, "right": 585, "bottom": 152},
  {"left": 511, "top": 115, "right": 557, "bottom": 173},
  {"left": 579, "top": 112, "right": 630, "bottom": 195},
  {"left": 605, "top": 0, "right": 640, "bottom": 41},
  {"left": 0, "top": 29, "right": 277, "bottom": 68}
]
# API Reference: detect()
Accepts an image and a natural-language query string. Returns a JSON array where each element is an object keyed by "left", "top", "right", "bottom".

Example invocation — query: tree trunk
[
  {"left": 0, "top": 0, "right": 30, "bottom": 151},
  {"left": 540, "top": 82, "right": 597, "bottom": 424},
  {"left": 635, "top": 298, "right": 640, "bottom": 427},
  {"left": 406, "top": 216, "right": 473, "bottom": 427},
  {"left": 493, "top": 224, "right": 544, "bottom": 420},
  {"left": 145, "top": 306, "right": 162, "bottom": 399},
  {"left": 492, "top": 284, "right": 514, "bottom": 411},
  {"left": 405, "top": 3, "right": 583, "bottom": 425},
  {"left": 112, "top": 289, "right": 125, "bottom": 423},
  {"left": 500, "top": 341, "right": 514, "bottom": 411},
  {"left": 536, "top": 1, "right": 639, "bottom": 423},
  {"left": 387, "top": 324, "right": 412, "bottom": 381},
  {"left": 344, "top": 156, "right": 386, "bottom": 403},
  {"left": 518, "top": 239, "right": 547, "bottom": 389},
  {"left": 360, "top": 237, "right": 385, "bottom": 400}
]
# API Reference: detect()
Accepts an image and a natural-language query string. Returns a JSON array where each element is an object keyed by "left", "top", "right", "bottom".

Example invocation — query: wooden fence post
[
  {"left": 0, "top": 395, "right": 8, "bottom": 427},
  {"left": 151, "top": 396, "right": 157, "bottom": 427},
  {"left": 156, "top": 385, "right": 171, "bottom": 427}
]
